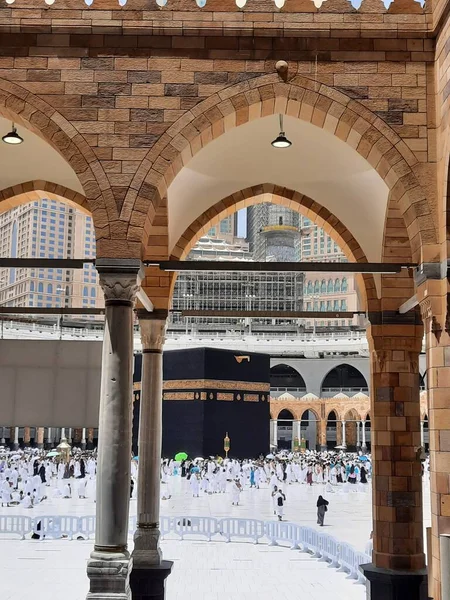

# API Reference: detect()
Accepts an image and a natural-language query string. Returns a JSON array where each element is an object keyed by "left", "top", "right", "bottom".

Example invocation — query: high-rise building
[
  {"left": 246, "top": 204, "right": 300, "bottom": 262},
  {"left": 207, "top": 213, "right": 238, "bottom": 238},
  {"left": 0, "top": 199, "right": 354, "bottom": 329},
  {"left": 246, "top": 204, "right": 359, "bottom": 327},
  {"left": 298, "top": 215, "right": 343, "bottom": 262},
  {"left": 0, "top": 199, "right": 100, "bottom": 310}
]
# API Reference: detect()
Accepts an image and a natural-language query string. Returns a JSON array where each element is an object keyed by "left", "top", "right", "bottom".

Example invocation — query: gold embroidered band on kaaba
[{"left": 133, "top": 379, "right": 269, "bottom": 402}]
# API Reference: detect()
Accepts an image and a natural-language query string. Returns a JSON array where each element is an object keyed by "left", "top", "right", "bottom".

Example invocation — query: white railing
[{"left": 0, "top": 514, "right": 370, "bottom": 583}]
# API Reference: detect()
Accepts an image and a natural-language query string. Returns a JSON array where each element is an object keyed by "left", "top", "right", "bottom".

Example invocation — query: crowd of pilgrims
[
  {"left": 0, "top": 450, "right": 97, "bottom": 508},
  {"left": 163, "top": 451, "right": 372, "bottom": 502},
  {"left": 0, "top": 447, "right": 379, "bottom": 516}
]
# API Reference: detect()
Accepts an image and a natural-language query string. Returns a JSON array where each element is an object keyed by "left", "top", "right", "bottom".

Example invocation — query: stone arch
[
  {"left": 300, "top": 407, "right": 320, "bottom": 423},
  {"left": 344, "top": 407, "right": 363, "bottom": 422},
  {"left": 167, "top": 184, "right": 377, "bottom": 310},
  {"left": 326, "top": 408, "right": 340, "bottom": 422},
  {"left": 270, "top": 363, "right": 307, "bottom": 391},
  {"left": 277, "top": 408, "right": 295, "bottom": 420},
  {"left": 0, "top": 79, "right": 130, "bottom": 256},
  {"left": 326, "top": 406, "right": 343, "bottom": 422},
  {"left": 321, "top": 363, "right": 368, "bottom": 395},
  {"left": 134, "top": 75, "right": 436, "bottom": 264},
  {"left": 326, "top": 408, "right": 339, "bottom": 448},
  {"left": 0, "top": 181, "right": 90, "bottom": 215}
]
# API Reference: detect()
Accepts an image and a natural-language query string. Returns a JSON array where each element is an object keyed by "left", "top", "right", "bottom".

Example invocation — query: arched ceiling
[
  {"left": 0, "top": 117, "right": 84, "bottom": 195},
  {"left": 168, "top": 114, "right": 389, "bottom": 262}
]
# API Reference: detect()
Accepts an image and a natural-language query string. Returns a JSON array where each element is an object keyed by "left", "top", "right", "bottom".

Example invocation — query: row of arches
[
  {"left": 270, "top": 363, "right": 369, "bottom": 394},
  {"left": 305, "top": 278, "right": 348, "bottom": 295},
  {"left": 274, "top": 410, "right": 429, "bottom": 452},
  {"left": 270, "top": 363, "right": 427, "bottom": 395}
]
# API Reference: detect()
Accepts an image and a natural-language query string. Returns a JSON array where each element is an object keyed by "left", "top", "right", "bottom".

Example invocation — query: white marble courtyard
[{"left": 0, "top": 475, "right": 432, "bottom": 600}]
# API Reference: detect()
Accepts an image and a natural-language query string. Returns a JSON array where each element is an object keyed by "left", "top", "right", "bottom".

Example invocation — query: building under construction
[{"left": 170, "top": 205, "right": 304, "bottom": 335}]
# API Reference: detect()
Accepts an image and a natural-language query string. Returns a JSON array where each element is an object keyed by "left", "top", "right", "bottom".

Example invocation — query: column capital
[
  {"left": 137, "top": 310, "right": 168, "bottom": 352},
  {"left": 96, "top": 258, "right": 143, "bottom": 305}
]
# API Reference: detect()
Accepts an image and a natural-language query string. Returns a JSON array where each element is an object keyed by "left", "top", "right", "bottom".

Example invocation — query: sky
[{"left": 237, "top": 209, "right": 247, "bottom": 238}]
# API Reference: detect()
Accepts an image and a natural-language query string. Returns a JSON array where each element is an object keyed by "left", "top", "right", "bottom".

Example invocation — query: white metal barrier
[
  {"left": 219, "top": 517, "right": 265, "bottom": 543},
  {"left": 0, "top": 514, "right": 370, "bottom": 583}
]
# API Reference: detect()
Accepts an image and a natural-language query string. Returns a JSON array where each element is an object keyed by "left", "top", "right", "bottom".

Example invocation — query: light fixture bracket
[
  {"left": 2, "top": 123, "right": 23, "bottom": 145},
  {"left": 271, "top": 114, "right": 292, "bottom": 148}
]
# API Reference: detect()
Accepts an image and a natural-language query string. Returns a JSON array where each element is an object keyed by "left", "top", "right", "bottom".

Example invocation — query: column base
[
  {"left": 13, "top": 443, "right": 19, "bottom": 450},
  {"left": 320, "top": 445, "right": 327, "bottom": 452},
  {"left": 362, "top": 444, "right": 367, "bottom": 453},
  {"left": 82, "top": 442, "right": 87, "bottom": 451},
  {"left": 130, "top": 560, "right": 173, "bottom": 600},
  {"left": 86, "top": 550, "right": 132, "bottom": 600},
  {"left": 360, "top": 563, "right": 428, "bottom": 600}
]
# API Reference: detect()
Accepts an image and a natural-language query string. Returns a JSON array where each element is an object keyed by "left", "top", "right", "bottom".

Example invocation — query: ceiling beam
[
  {"left": 181, "top": 310, "right": 365, "bottom": 318},
  {"left": 398, "top": 295, "right": 419, "bottom": 314},
  {"left": 0, "top": 307, "right": 104, "bottom": 315},
  {"left": 152, "top": 261, "right": 416, "bottom": 273},
  {"left": 0, "top": 258, "right": 95, "bottom": 269}
]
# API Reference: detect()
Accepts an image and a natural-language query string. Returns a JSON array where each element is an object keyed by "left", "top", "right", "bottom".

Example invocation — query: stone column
[
  {"left": 73, "top": 428, "right": 82, "bottom": 446},
  {"left": 361, "top": 420, "right": 367, "bottom": 453},
  {"left": 361, "top": 318, "right": 426, "bottom": 599},
  {"left": 270, "top": 420, "right": 278, "bottom": 448},
  {"left": 82, "top": 428, "right": 87, "bottom": 451},
  {"left": 418, "top": 289, "right": 449, "bottom": 600},
  {"left": 36, "top": 427, "right": 44, "bottom": 449},
  {"left": 68, "top": 428, "right": 73, "bottom": 444},
  {"left": 87, "top": 427, "right": 94, "bottom": 450},
  {"left": 46, "top": 427, "right": 53, "bottom": 450},
  {"left": 296, "top": 419, "right": 302, "bottom": 449},
  {"left": 23, "top": 426, "right": 30, "bottom": 447},
  {"left": 131, "top": 312, "right": 173, "bottom": 599},
  {"left": 0, "top": 427, "right": 5, "bottom": 445},
  {"left": 319, "top": 419, "right": 327, "bottom": 452},
  {"left": 60, "top": 428, "right": 66, "bottom": 442},
  {"left": 86, "top": 258, "right": 142, "bottom": 600},
  {"left": 420, "top": 421, "right": 424, "bottom": 448},
  {"left": 341, "top": 421, "right": 347, "bottom": 449},
  {"left": 356, "top": 420, "right": 361, "bottom": 451},
  {"left": 13, "top": 427, "right": 19, "bottom": 450}
]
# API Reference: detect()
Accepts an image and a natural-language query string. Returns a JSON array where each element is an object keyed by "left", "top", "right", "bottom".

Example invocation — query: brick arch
[
  {"left": 275, "top": 407, "right": 297, "bottom": 420},
  {"left": 326, "top": 407, "right": 343, "bottom": 422},
  {"left": 378, "top": 190, "right": 416, "bottom": 314},
  {"left": 133, "top": 75, "right": 436, "bottom": 263},
  {"left": 299, "top": 407, "right": 320, "bottom": 422},
  {"left": 167, "top": 183, "right": 377, "bottom": 310},
  {"left": 344, "top": 407, "right": 363, "bottom": 421},
  {"left": 0, "top": 181, "right": 89, "bottom": 215},
  {"left": 0, "top": 79, "right": 128, "bottom": 257}
]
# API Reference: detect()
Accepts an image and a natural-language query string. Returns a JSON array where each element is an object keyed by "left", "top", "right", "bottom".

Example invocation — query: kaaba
[{"left": 132, "top": 347, "right": 270, "bottom": 459}]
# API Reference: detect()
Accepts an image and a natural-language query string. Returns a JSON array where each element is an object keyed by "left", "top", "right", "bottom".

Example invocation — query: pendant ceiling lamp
[
  {"left": 2, "top": 123, "right": 23, "bottom": 145},
  {"left": 271, "top": 114, "right": 292, "bottom": 148}
]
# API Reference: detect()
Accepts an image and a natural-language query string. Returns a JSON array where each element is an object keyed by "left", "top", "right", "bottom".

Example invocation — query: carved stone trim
[
  {"left": 139, "top": 318, "right": 167, "bottom": 352},
  {"left": 99, "top": 272, "right": 141, "bottom": 305},
  {"left": 96, "top": 259, "right": 143, "bottom": 306},
  {"left": 445, "top": 293, "right": 450, "bottom": 334}
]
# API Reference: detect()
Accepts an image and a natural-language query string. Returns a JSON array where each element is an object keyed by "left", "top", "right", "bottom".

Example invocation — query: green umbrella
[{"left": 175, "top": 452, "right": 188, "bottom": 461}]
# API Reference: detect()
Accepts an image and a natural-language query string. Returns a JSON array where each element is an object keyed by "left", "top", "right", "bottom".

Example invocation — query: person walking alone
[
  {"left": 273, "top": 487, "right": 286, "bottom": 521},
  {"left": 316, "top": 495, "right": 329, "bottom": 526}
]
